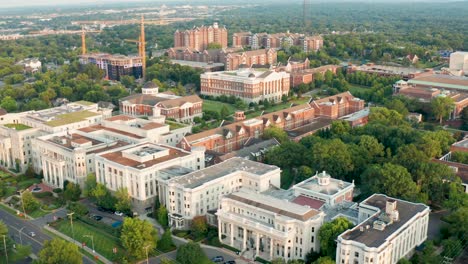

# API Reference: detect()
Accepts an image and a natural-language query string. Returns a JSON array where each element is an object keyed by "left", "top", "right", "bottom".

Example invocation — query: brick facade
[{"left": 174, "top": 23, "right": 228, "bottom": 51}]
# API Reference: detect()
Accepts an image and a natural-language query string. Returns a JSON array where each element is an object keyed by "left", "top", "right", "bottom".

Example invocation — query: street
[{"left": 0, "top": 207, "right": 96, "bottom": 264}]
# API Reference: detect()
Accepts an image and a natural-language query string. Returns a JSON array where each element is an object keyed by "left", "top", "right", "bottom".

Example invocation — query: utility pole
[
  {"left": 3, "top": 235, "right": 8, "bottom": 264},
  {"left": 19, "top": 227, "right": 26, "bottom": 245},
  {"left": 67, "top": 212, "right": 75, "bottom": 242},
  {"left": 144, "top": 244, "right": 150, "bottom": 264},
  {"left": 83, "top": 235, "right": 95, "bottom": 253}
]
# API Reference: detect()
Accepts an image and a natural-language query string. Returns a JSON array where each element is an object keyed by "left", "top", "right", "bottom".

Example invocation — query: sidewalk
[{"left": 44, "top": 225, "right": 112, "bottom": 264}]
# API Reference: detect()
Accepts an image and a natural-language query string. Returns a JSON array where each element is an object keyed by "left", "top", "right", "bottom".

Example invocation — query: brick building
[
  {"left": 232, "top": 32, "right": 252, "bottom": 47},
  {"left": 200, "top": 69, "right": 290, "bottom": 103},
  {"left": 347, "top": 63, "right": 433, "bottom": 81},
  {"left": 310, "top": 92, "right": 365, "bottom": 119},
  {"left": 235, "top": 32, "right": 323, "bottom": 52},
  {"left": 289, "top": 65, "right": 341, "bottom": 87},
  {"left": 174, "top": 23, "right": 228, "bottom": 51},
  {"left": 79, "top": 53, "right": 143, "bottom": 81}
]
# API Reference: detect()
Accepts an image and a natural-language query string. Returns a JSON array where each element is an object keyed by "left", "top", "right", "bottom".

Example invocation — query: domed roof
[
  {"left": 143, "top": 81, "right": 158, "bottom": 89},
  {"left": 248, "top": 73, "right": 255, "bottom": 78}
]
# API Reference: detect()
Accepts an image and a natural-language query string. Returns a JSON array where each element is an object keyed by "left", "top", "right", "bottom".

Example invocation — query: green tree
[
  {"left": 318, "top": 217, "right": 353, "bottom": 258},
  {"left": 0, "top": 96, "right": 17, "bottom": 112},
  {"left": 441, "top": 238, "right": 462, "bottom": 258},
  {"left": 411, "top": 241, "right": 442, "bottom": 264},
  {"left": 83, "top": 173, "right": 97, "bottom": 197},
  {"left": 443, "top": 181, "right": 468, "bottom": 211},
  {"left": 330, "top": 120, "right": 351, "bottom": 136},
  {"left": 309, "top": 139, "right": 354, "bottom": 178},
  {"left": 314, "top": 256, "right": 335, "bottom": 264},
  {"left": 207, "top": 43, "right": 222, "bottom": 49},
  {"left": 157, "top": 206, "right": 169, "bottom": 228},
  {"left": 63, "top": 182, "right": 81, "bottom": 201},
  {"left": 369, "top": 107, "right": 405, "bottom": 126},
  {"left": 192, "top": 215, "right": 208, "bottom": 238},
  {"left": 37, "top": 238, "right": 82, "bottom": 264},
  {"left": 220, "top": 105, "right": 230, "bottom": 119},
  {"left": 431, "top": 96, "right": 455, "bottom": 123},
  {"left": 271, "top": 259, "right": 286, "bottom": 264},
  {"left": 22, "top": 190, "right": 40, "bottom": 212},
  {"left": 67, "top": 202, "right": 89, "bottom": 217},
  {"left": 158, "top": 229, "right": 174, "bottom": 252},
  {"left": 176, "top": 242, "right": 209, "bottom": 264},
  {"left": 115, "top": 187, "right": 132, "bottom": 214},
  {"left": 384, "top": 98, "right": 409, "bottom": 117},
  {"left": 121, "top": 217, "right": 158, "bottom": 259},
  {"left": 263, "top": 126, "right": 289, "bottom": 143}
]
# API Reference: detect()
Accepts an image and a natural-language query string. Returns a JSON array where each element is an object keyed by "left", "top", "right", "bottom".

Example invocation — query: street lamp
[
  {"left": 83, "top": 235, "right": 95, "bottom": 253},
  {"left": 18, "top": 227, "right": 26, "bottom": 245},
  {"left": 2, "top": 235, "right": 8, "bottom": 264},
  {"left": 143, "top": 244, "right": 151, "bottom": 264},
  {"left": 67, "top": 212, "right": 75, "bottom": 242}
]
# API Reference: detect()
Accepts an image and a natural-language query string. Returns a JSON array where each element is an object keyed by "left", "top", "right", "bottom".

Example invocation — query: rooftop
[
  {"left": 340, "top": 194, "right": 429, "bottom": 248},
  {"left": 45, "top": 110, "right": 100, "bottom": 127},
  {"left": 339, "top": 108, "right": 370, "bottom": 122},
  {"left": 355, "top": 64, "right": 426, "bottom": 76},
  {"left": 79, "top": 125, "right": 145, "bottom": 139},
  {"left": 3, "top": 123, "right": 32, "bottom": 131},
  {"left": 453, "top": 138, "right": 468, "bottom": 149},
  {"left": 293, "top": 171, "right": 353, "bottom": 196},
  {"left": 23, "top": 102, "right": 98, "bottom": 126},
  {"left": 285, "top": 118, "right": 333, "bottom": 138},
  {"left": 171, "top": 60, "right": 224, "bottom": 68},
  {"left": 225, "top": 189, "right": 320, "bottom": 221},
  {"left": 409, "top": 74, "right": 468, "bottom": 90},
  {"left": 292, "top": 195, "right": 326, "bottom": 210},
  {"left": 168, "top": 157, "right": 279, "bottom": 189}
]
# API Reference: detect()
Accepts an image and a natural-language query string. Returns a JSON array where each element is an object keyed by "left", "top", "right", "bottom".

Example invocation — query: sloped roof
[{"left": 156, "top": 95, "right": 202, "bottom": 109}]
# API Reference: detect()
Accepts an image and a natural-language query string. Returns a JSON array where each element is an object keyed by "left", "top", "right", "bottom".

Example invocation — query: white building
[
  {"left": 16, "top": 58, "right": 42, "bottom": 73},
  {"left": 200, "top": 69, "right": 291, "bottom": 103},
  {"left": 217, "top": 189, "right": 325, "bottom": 261},
  {"left": 449, "top": 51, "right": 468, "bottom": 76},
  {"left": 95, "top": 142, "right": 205, "bottom": 213},
  {"left": 336, "top": 194, "right": 430, "bottom": 264},
  {"left": 157, "top": 157, "right": 281, "bottom": 229}
]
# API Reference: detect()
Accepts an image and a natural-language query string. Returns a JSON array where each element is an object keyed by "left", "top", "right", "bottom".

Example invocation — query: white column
[
  {"left": 270, "top": 238, "right": 274, "bottom": 260},
  {"left": 218, "top": 219, "right": 223, "bottom": 242},
  {"left": 243, "top": 228, "right": 247, "bottom": 250},
  {"left": 230, "top": 224, "right": 234, "bottom": 246},
  {"left": 256, "top": 233, "right": 260, "bottom": 256},
  {"left": 284, "top": 245, "right": 288, "bottom": 261}
]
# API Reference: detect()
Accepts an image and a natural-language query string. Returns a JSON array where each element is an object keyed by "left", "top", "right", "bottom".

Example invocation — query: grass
[
  {"left": 17, "top": 178, "right": 41, "bottom": 190},
  {"left": 0, "top": 202, "right": 19, "bottom": 215},
  {"left": 3, "top": 123, "right": 32, "bottom": 130},
  {"left": 46, "top": 110, "right": 99, "bottom": 127},
  {"left": 349, "top": 84, "right": 370, "bottom": 94},
  {"left": 245, "top": 96, "right": 311, "bottom": 119},
  {"left": 74, "top": 100, "right": 94, "bottom": 106},
  {"left": 28, "top": 208, "right": 49, "bottom": 218},
  {"left": 203, "top": 100, "right": 236, "bottom": 114},
  {"left": 222, "top": 244, "right": 240, "bottom": 253},
  {"left": 166, "top": 120, "right": 187, "bottom": 130},
  {"left": 54, "top": 219, "right": 125, "bottom": 260}
]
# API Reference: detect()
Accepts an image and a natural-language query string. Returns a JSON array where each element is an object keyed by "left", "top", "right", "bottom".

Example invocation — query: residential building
[
  {"left": 170, "top": 60, "right": 224, "bottom": 72},
  {"left": 95, "top": 143, "right": 205, "bottom": 213},
  {"left": 235, "top": 32, "right": 323, "bottom": 52},
  {"left": 310, "top": 92, "right": 365, "bottom": 119},
  {"left": 174, "top": 23, "right": 228, "bottom": 51},
  {"left": 16, "top": 58, "right": 42, "bottom": 73},
  {"left": 347, "top": 63, "right": 433, "bottom": 80},
  {"left": 79, "top": 53, "right": 143, "bottom": 81},
  {"left": 200, "top": 69, "right": 290, "bottom": 103},
  {"left": 435, "top": 138, "right": 468, "bottom": 193},
  {"left": 289, "top": 65, "right": 341, "bottom": 87},
  {"left": 217, "top": 189, "right": 325, "bottom": 261},
  {"left": 447, "top": 51, "right": 468, "bottom": 76},
  {"left": 158, "top": 157, "right": 281, "bottom": 228},
  {"left": 232, "top": 32, "right": 252, "bottom": 47},
  {"left": 119, "top": 82, "right": 203, "bottom": 123},
  {"left": 336, "top": 194, "right": 430, "bottom": 264}
]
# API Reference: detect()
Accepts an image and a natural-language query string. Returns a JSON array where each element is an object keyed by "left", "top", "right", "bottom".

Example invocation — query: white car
[
  {"left": 114, "top": 211, "right": 123, "bottom": 216},
  {"left": 29, "top": 232, "right": 36, "bottom": 237}
]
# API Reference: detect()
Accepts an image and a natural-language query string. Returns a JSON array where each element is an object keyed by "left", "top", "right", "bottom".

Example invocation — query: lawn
[
  {"left": 28, "top": 208, "right": 49, "bottom": 218},
  {"left": 3, "top": 123, "right": 32, "bottom": 130},
  {"left": 17, "top": 178, "right": 41, "bottom": 190},
  {"left": 46, "top": 110, "right": 99, "bottom": 127},
  {"left": 246, "top": 96, "right": 311, "bottom": 119},
  {"left": 349, "top": 84, "right": 370, "bottom": 94},
  {"left": 166, "top": 120, "right": 187, "bottom": 130},
  {"left": 203, "top": 100, "right": 236, "bottom": 115},
  {"left": 54, "top": 219, "right": 124, "bottom": 260}
]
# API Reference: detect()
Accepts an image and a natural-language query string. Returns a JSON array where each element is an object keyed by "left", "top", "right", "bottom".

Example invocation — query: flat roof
[
  {"left": 409, "top": 75, "right": 468, "bottom": 90},
  {"left": 285, "top": 118, "right": 332, "bottom": 138},
  {"left": 452, "top": 138, "right": 468, "bottom": 149},
  {"left": 23, "top": 102, "right": 98, "bottom": 126},
  {"left": 355, "top": 64, "right": 425, "bottom": 75},
  {"left": 171, "top": 60, "right": 224, "bottom": 68},
  {"left": 226, "top": 189, "right": 319, "bottom": 221},
  {"left": 45, "top": 110, "right": 99, "bottom": 127},
  {"left": 292, "top": 195, "right": 326, "bottom": 210},
  {"left": 169, "top": 157, "right": 279, "bottom": 189},
  {"left": 294, "top": 171, "right": 353, "bottom": 196},
  {"left": 79, "top": 125, "right": 144, "bottom": 139},
  {"left": 340, "top": 194, "right": 429, "bottom": 248},
  {"left": 339, "top": 108, "right": 370, "bottom": 122}
]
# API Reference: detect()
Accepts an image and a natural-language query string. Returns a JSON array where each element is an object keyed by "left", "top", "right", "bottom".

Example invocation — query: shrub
[
  {"left": 53, "top": 188, "right": 62, "bottom": 193},
  {"left": 33, "top": 191, "right": 53, "bottom": 198}
]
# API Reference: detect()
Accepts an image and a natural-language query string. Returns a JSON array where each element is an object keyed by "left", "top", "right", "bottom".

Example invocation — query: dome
[
  {"left": 248, "top": 73, "right": 255, "bottom": 78},
  {"left": 143, "top": 81, "right": 158, "bottom": 89}
]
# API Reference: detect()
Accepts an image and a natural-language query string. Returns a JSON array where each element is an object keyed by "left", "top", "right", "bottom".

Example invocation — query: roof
[
  {"left": 45, "top": 110, "right": 100, "bottom": 127},
  {"left": 0, "top": 108, "right": 6, "bottom": 116},
  {"left": 453, "top": 138, "right": 468, "bottom": 150},
  {"left": 79, "top": 125, "right": 144, "bottom": 139},
  {"left": 340, "top": 194, "right": 429, "bottom": 248},
  {"left": 225, "top": 189, "right": 320, "bottom": 221},
  {"left": 143, "top": 81, "right": 158, "bottom": 89},
  {"left": 218, "top": 138, "right": 280, "bottom": 161},
  {"left": 168, "top": 157, "right": 279, "bottom": 189},
  {"left": 409, "top": 74, "right": 468, "bottom": 90},
  {"left": 292, "top": 195, "right": 326, "bottom": 210},
  {"left": 106, "top": 115, "right": 136, "bottom": 122},
  {"left": 157, "top": 95, "right": 202, "bottom": 109},
  {"left": 293, "top": 171, "right": 353, "bottom": 196},
  {"left": 432, "top": 159, "right": 468, "bottom": 184},
  {"left": 120, "top": 94, "right": 167, "bottom": 106}
]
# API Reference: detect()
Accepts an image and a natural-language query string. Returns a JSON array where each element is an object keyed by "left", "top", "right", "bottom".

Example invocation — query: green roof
[
  {"left": 46, "top": 110, "right": 99, "bottom": 127},
  {"left": 166, "top": 120, "right": 187, "bottom": 130},
  {"left": 408, "top": 80, "right": 468, "bottom": 91},
  {"left": 3, "top": 123, "right": 32, "bottom": 131},
  {"left": 74, "top": 100, "right": 94, "bottom": 106}
]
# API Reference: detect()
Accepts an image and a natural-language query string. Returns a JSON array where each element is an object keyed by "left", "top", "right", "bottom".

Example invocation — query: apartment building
[
  {"left": 95, "top": 143, "right": 205, "bottom": 212},
  {"left": 119, "top": 82, "right": 203, "bottom": 123},
  {"left": 157, "top": 157, "right": 281, "bottom": 229},
  {"left": 201, "top": 69, "right": 290, "bottom": 104},
  {"left": 79, "top": 53, "right": 143, "bottom": 81},
  {"left": 217, "top": 189, "right": 325, "bottom": 261},
  {"left": 336, "top": 194, "right": 430, "bottom": 264},
  {"left": 236, "top": 32, "right": 323, "bottom": 52},
  {"left": 174, "top": 23, "right": 228, "bottom": 51},
  {"left": 232, "top": 32, "right": 252, "bottom": 47},
  {"left": 310, "top": 92, "right": 365, "bottom": 119},
  {"left": 289, "top": 65, "right": 341, "bottom": 87},
  {"left": 0, "top": 101, "right": 111, "bottom": 172}
]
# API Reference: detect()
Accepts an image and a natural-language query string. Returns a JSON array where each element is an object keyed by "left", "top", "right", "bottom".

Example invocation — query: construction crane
[
  {"left": 124, "top": 16, "right": 146, "bottom": 79},
  {"left": 81, "top": 26, "right": 86, "bottom": 55}
]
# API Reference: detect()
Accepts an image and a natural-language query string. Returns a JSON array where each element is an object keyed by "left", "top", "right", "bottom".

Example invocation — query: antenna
[
  {"left": 140, "top": 15, "right": 146, "bottom": 80},
  {"left": 81, "top": 26, "right": 86, "bottom": 55}
]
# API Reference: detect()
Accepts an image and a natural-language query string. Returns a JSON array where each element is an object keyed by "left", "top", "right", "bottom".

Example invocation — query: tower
[
  {"left": 81, "top": 26, "right": 86, "bottom": 55},
  {"left": 140, "top": 15, "right": 146, "bottom": 80}
]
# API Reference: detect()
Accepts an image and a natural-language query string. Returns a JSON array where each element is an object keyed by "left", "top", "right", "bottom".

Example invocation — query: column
[
  {"left": 243, "top": 228, "right": 247, "bottom": 250},
  {"left": 270, "top": 238, "right": 274, "bottom": 260},
  {"left": 230, "top": 224, "right": 234, "bottom": 246},
  {"left": 218, "top": 219, "right": 223, "bottom": 242},
  {"left": 284, "top": 245, "right": 288, "bottom": 261},
  {"left": 256, "top": 233, "right": 260, "bottom": 256}
]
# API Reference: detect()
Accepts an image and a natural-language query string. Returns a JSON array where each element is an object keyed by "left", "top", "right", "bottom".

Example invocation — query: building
[
  {"left": 289, "top": 65, "right": 341, "bottom": 87},
  {"left": 339, "top": 108, "right": 370, "bottom": 127},
  {"left": 235, "top": 32, "right": 323, "bottom": 52},
  {"left": 435, "top": 138, "right": 468, "bottom": 193},
  {"left": 170, "top": 60, "right": 224, "bottom": 72},
  {"left": 174, "top": 23, "right": 228, "bottom": 51},
  {"left": 95, "top": 143, "right": 205, "bottom": 213},
  {"left": 200, "top": 69, "right": 290, "bottom": 104},
  {"left": 347, "top": 63, "right": 433, "bottom": 80},
  {"left": 336, "top": 194, "right": 430, "bottom": 264},
  {"left": 0, "top": 101, "right": 111, "bottom": 173},
  {"left": 394, "top": 75, "right": 468, "bottom": 119},
  {"left": 180, "top": 92, "right": 365, "bottom": 154},
  {"left": 158, "top": 157, "right": 281, "bottom": 228},
  {"left": 79, "top": 53, "right": 143, "bottom": 81},
  {"left": 292, "top": 171, "right": 355, "bottom": 208},
  {"left": 232, "top": 32, "right": 252, "bottom": 47},
  {"left": 448, "top": 51, "right": 468, "bottom": 76},
  {"left": 167, "top": 48, "right": 277, "bottom": 71},
  {"left": 119, "top": 82, "right": 203, "bottom": 123},
  {"left": 16, "top": 58, "right": 42, "bottom": 73},
  {"left": 217, "top": 189, "right": 324, "bottom": 261}
]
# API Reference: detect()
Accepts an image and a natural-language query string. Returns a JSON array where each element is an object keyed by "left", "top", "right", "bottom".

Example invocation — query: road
[{"left": 0, "top": 207, "right": 96, "bottom": 264}]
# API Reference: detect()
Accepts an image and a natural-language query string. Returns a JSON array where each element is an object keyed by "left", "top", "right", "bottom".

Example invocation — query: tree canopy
[
  {"left": 120, "top": 217, "right": 158, "bottom": 259},
  {"left": 37, "top": 238, "right": 82, "bottom": 264}
]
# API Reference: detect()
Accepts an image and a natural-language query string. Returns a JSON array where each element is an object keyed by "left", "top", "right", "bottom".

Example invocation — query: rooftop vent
[{"left": 373, "top": 220, "right": 386, "bottom": 231}]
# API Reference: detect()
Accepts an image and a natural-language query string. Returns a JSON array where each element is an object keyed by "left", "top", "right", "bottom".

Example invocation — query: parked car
[
  {"left": 211, "top": 256, "right": 224, "bottom": 263},
  {"left": 92, "top": 215, "right": 103, "bottom": 221},
  {"left": 114, "top": 211, "right": 123, "bottom": 216},
  {"left": 29, "top": 232, "right": 36, "bottom": 237},
  {"left": 224, "top": 261, "right": 236, "bottom": 264}
]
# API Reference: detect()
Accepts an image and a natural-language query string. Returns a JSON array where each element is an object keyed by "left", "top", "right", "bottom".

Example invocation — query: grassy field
[
  {"left": 246, "top": 96, "right": 311, "bottom": 119},
  {"left": 3, "top": 123, "right": 32, "bottom": 130},
  {"left": 203, "top": 100, "right": 236, "bottom": 114},
  {"left": 28, "top": 208, "right": 49, "bottom": 218},
  {"left": 349, "top": 84, "right": 370, "bottom": 94},
  {"left": 55, "top": 219, "right": 124, "bottom": 260}
]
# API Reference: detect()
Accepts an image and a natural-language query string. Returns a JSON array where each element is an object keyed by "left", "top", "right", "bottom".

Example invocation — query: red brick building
[
  {"left": 289, "top": 65, "right": 341, "bottom": 87},
  {"left": 174, "top": 23, "right": 228, "bottom": 51},
  {"left": 310, "top": 92, "right": 365, "bottom": 119}
]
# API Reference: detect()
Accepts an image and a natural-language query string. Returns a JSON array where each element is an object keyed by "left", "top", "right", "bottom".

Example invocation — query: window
[{"left": 355, "top": 252, "right": 359, "bottom": 257}]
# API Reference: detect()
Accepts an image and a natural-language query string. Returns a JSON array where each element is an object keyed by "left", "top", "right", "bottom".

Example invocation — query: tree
[
  {"left": 158, "top": 229, "right": 174, "bottom": 252},
  {"left": 309, "top": 139, "right": 354, "bottom": 178},
  {"left": 0, "top": 96, "right": 17, "bottom": 112},
  {"left": 67, "top": 202, "right": 89, "bottom": 217},
  {"left": 83, "top": 173, "right": 97, "bottom": 197},
  {"left": 318, "top": 217, "right": 353, "bottom": 258},
  {"left": 207, "top": 43, "right": 222, "bottom": 49},
  {"left": 115, "top": 187, "right": 132, "bottom": 214},
  {"left": 330, "top": 120, "right": 351, "bottom": 136},
  {"left": 271, "top": 259, "right": 286, "bottom": 264},
  {"left": 192, "top": 215, "right": 208, "bottom": 238},
  {"left": 157, "top": 205, "right": 169, "bottom": 228},
  {"left": 314, "top": 256, "right": 335, "bottom": 264},
  {"left": 411, "top": 241, "right": 442, "bottom": 264},
  {"left": 25, "top": 165, "right": 35, "bottom": 178},
  {"left": 121, "top": 217, "right": 158, "bottom": 259},
  {"left": 120, "top": 75, "right": 136, "bottom": 88},
  {"left": 37, "top": 238, "right": 82, "bottom": 264},
  {"left": 220, "top": 105, "right": 230, "bottom": 119},
  {"left": 431, "top": 96, "right": 455, "bottom": 123},
  {"left": 63, "top": 182, "right": 81, "bottom": 201},
  {"left": 443, "top": 181, "right": 468, "bottom": 211},
  {"left": 263, "top": 126, "right": 289, "bottom": 143},
  {"left": 369, "top": 107, "right": 405, "bottom": 126},
  {"left": 176, "top": 242, "right": 208, "bottom": 264},
  {"left": 22, "top": 190, "right": 40, "bottom": 212}
]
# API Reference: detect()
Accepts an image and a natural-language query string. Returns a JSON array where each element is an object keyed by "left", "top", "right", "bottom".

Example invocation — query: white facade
[
  {"left": 217, "top": 189, "right": 325, "bottom": 261},
  {"left": 158, "top": 157, "right": 281, "bottom": 229},
  {"left": 449, "top": 51, "right": 468, "bottom": 76},
  {"left": 95, "top": 143, "right": 205, "bottom": 213},
  {"left": 336, "top": 194, "right": 430, "bottom": 264}
]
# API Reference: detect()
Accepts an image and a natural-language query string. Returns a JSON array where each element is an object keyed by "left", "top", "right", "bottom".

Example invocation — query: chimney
[
  {"left": 234, "top": 111, "right": 245, "bottom": 122},
  {"left": 386, "top": 199, "right": 399, "bottom": 222}
]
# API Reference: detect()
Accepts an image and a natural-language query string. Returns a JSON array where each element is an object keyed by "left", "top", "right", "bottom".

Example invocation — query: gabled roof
[{"left": 156, "top": 95, "right": 202, "bottom": 109}]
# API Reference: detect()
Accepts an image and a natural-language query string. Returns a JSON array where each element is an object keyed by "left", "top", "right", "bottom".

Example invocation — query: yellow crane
[{"left": 123, "top": 16, "right": 146, "bottom": 79}]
